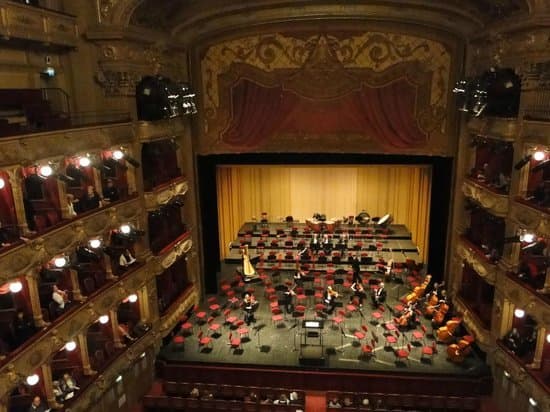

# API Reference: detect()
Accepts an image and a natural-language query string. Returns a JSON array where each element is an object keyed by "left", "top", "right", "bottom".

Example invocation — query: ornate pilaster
[
  {"left": 527, "top": 326, "right": 547, "bottom": 370},
  {"left": 77, "top": 333, "right": 96, "bottom": 376},
  {"left": 25, "top": 270, "right": 47, "bottom": 328},
  {"left": 137, "top": 287, "right": 149, "bottom": 323},
  {"left": 110, "top": 310, "right": 124, "bottom": 349},
  {"left": 68, "top": 268, "right": 85, "bottom": 302},
  {"left": 42, "top": 363, "right": 62, "bottom": 410},
  {"left": 103, "top": 254, "right": 116, "bottom": 280},
  {"left": 7, "top": 168, "right": 30, "bottom": 235}
]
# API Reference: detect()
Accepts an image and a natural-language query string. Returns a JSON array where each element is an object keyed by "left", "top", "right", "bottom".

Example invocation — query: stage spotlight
[
  {"left": 26, "top": 374, "right": 39, "bottom": 386},
  {"left": 128, "top": 294, "right": 138, "bottom": 303},
  {"left": 514, "top": 155, "right": 532, "bottom": 170},
  {"left": 111, "top": 148, "right": 140, "bottom": 168},
  {"left": 98, "top": 315, "right": 109, "bottom": 324},
  {"left": 64, "top": 341, "right": 77, "bottom": 351},
  {"left": 112, "top": 150, "right": 124, "bottom": 160},
  {"left": 53, "top": 255, "right": 69, "bottom": 268},
  {"left": 0, "top": 178, "right": 5, "bottom": 189},
  {"left": 519, "top": 232, "right": 536, "bottom": 243},
  {"left": 55, "top": 173, "right": 75, "bottom": 183},
  {"left": 124, "top": 155, "right": 140, "bottom": 168},
  {"left": 89, "top": 238, "right": 102, "bottom": 249}
]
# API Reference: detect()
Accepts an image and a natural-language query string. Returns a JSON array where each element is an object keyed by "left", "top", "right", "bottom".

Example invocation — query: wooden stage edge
[{"left": 157, "top": 360, "right": 492, "bottom": 397}]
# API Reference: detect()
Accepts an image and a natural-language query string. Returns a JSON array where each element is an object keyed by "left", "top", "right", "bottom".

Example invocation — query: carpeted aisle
[{"left": 306, "top": 391, "right": 326, "bottom": 412}]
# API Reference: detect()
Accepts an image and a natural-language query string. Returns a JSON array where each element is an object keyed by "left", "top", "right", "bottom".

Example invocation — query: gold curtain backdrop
[{"left": 217, "top": 165, "right": 432, "bottom": 262}]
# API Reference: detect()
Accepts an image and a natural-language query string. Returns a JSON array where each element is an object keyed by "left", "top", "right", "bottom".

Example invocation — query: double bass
[
  {"left": 447, "top": 337, "right": 473, "bottom": 363},
  {"left": 404, "top": 274, "right": 432, "bottom": 304},
  {"left": 436, "top": 317, "right": 462, "bottom": 344},
  {"left": 424, "top": 282, "right": 446, "bottom": 317}
]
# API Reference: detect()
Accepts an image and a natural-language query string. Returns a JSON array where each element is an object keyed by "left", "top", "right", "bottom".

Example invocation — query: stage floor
[{"left": 159, "top": 264, "right": 490, "bottom": 380}]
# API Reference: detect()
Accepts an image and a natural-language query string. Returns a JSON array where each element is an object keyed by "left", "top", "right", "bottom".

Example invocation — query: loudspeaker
[{"left": 299, "top": 346, "right": 325, "bottom": 366}]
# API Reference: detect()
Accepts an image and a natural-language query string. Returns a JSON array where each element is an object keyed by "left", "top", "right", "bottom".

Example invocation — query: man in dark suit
[
  {"left": 28, "top": 396, "right": 49, "bottom": 412},
  {"left": 371, "top": 282, "right": 387, "bottom": 307}
]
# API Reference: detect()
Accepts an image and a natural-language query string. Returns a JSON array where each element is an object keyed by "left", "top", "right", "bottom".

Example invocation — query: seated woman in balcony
[
  {"left": 61, "top": 372, "right": 80, "bottom": 396},
  {"left": 66, "top": 194, "right": 78, "bottom": 217},
  {"left": 118, "top": 249, "right": 136, "bottom": 268}
]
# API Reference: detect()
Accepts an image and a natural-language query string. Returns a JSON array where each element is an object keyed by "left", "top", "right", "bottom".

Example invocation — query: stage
[{"left": 159, "top": 262, "right": 491, "bottom": 392}]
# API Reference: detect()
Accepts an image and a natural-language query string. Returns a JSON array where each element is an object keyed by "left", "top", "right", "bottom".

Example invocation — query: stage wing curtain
[
  {"left": 217, "top": 165, "right": 431, "bottom": 262},
  {"left": 221, "top": 79, "right": 427, "bottom": 149}
]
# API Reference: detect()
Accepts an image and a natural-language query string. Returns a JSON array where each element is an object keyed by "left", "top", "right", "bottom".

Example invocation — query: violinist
[
  {"left": 371, "top": 282, "right": 387, "bottom": 307},
  {"left": 293, "top": 267, "right": 306, "bottom": 287},
  {"left": 351, "top": 255, "right": 362, "bottom": 284},
  {"left": 242, "top": 293, "right": 258, "bottom": 325},
  {"left": 350, "top": 281, "right": 367, "bottom": 307},
  {"left": 324, "top": 286, "right": 339, "bottom": 314}
]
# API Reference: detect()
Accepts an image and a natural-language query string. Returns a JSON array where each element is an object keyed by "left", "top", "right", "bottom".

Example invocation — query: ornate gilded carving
[
  {"left": 456, "top": 239, "right": 498, "bottom": 285},
  {"left": 462, "top": 179, "right": 509, "bottom": 217},
  {"left": 509, "top": 200, "right": 550, "bottom": 237},
  {"left": 134, "top": 118, "right": 186, "bottom": 142},
  {"left": 497, "top": 273, "right": 550, "bottom": 328},
  {"left": 453, "top": 296, "right": 492, "bottom": 350},
  {"left": 201, "top": 32, "right": 450, "bottom": 125},
  {"left": 95, "top": 69, "right": 143, "bottom": 97},
  {"left": 144, "top": 178, "right": 188, "bottom": 211},
  {"left": 159, "top": 288, "right": 198, "bottom": 337},
  {"left": 493, "top": 347, "right": 550, "bottom": 412},
  {"left": 467, "top": 117, "right": 519, "bottom": 141},
  {"left": 160, "top": 238, "right": 192, "bottom": 269}
]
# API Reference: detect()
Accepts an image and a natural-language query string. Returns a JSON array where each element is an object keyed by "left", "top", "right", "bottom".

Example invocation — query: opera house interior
[{"left": 0, "top": 0, "right": 549, "bottom": 411}]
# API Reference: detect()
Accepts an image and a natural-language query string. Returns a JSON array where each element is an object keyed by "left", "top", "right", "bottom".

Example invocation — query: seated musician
[
  {"left": 398, "top": 302, "right": 418, "bottom": 330},
  {"left": 310, "top": 233, "right": 320, "bottom": 254},
  {"left": 293, "top": 268, "right": 305, "bottom": 287},
  {"left": 350, "top": 281, "right": 367, "bottom": 307},
  {"left": 371, "top": 282, "right": 386, "bottom": 307}
]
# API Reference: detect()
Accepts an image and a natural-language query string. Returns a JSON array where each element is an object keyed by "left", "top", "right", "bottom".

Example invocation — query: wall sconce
[
  {"left": 9, "top": 281, "right": 23, "bottom": 293},
  {"left": 53, "top": 255, "right": 69, "bottom": 268},
  {"left": 78, "top": 155, "right": 91, "bottom": 168},
  {"left": 26, "top": 374, "right": 40, "bottom": 386},
  {"left": 111, "top": 148, "right": 140, "bottom": 168},
  {"left": 514, "top": 308, "right": 525, "bottom": 318},
  {"left": 88, "top": 238, "right": 102, "bottom": 249}
]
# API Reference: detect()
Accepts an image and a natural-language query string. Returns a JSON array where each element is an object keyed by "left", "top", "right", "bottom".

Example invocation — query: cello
[
  {"left": 432, "top": 291, "right": 449, "bottom": 326},
  {"left": 447, "top": 337, "right": 473, "bottom": 363}
]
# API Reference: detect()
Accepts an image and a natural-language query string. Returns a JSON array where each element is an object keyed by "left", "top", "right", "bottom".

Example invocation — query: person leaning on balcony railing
[{"left": 52, "top": 285, "right": 70, "bottom": 315}]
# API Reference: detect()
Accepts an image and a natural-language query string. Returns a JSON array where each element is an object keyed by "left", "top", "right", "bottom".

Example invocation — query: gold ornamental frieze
[
  {"left": 134, "top": 119, "right": 186, "bottom": 143},
  {"left": 467, "top": 117, "right": 519, "bottom": 141},
  {"left": 0, "top": 242, "right": 47, "bottom": 283},
  {"left": 453, "top": 296, "right": 491, "bottom": 350},
  {"left": 0, "top": 263, "right": 152, "bottom": 399},
  {"left": 493, "top": 347, "right": 550, "bottom": 412},
  {"left": 0, "top": 123, "right": 133, "bottom": 168},
  {"left": 159, "top": 288, "right": 198, "bottom": 338},
  {"left": 456, "top": 240, "right": 497, "bottom": 285},
  {"left": 42, "top": 222, "right": 85, "bottom": 257},
  {"left": 66, "top": 329, "right": 157, "bottom": 412},
  {"left": 498, "top": 275, "right": 550, "bottom": 328},
  {"left": 81, "top": 207, "right": 118, "bottom": 235},
  {"left": 0, "top": 0, "right": 78, "bottom": 47},
  {"left": 509, "top": 201, "right": 550, "bottom": 237},
  {"left": 144, "top": 178, "right": 189, "bottom": 211},
  {"left": 114, "top": 197, "right": 142, "bottom": 221},
  {"left": 462, "top": 179, "right": 509, "bottom": 217},
  {"left": 158, "top": 237, "right": 192, "bottom": 270}
]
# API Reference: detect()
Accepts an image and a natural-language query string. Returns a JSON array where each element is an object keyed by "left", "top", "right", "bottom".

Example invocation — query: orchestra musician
[
  {"left": 242, "top": 293, "right": 258, "bottom": 325},
  {"left": 324, "top": 286, "right": 339, "bottom": 314},
  {"left": 371, "top": 282, "right": 387, "bottom": 307},
  {"left": 397, "top": 302, "right": 418, "bottom": 330},
  {"left": 293, "top": 266, "right": 306, "bottom": 287},
  {"left": 282, "top": 284, "right": 296, "bottom": 314},
  {"left": 310, "top": 233, "right": 320, "bottom": 254},
  {"left": 297, "top": 245, "right": 310, "bottom": 261},
  {"left": 322, "top": 233, "right": 332, "bottom": 253},
  {"left": 350, "top": 281, "right": 367, "bottom": 307}
]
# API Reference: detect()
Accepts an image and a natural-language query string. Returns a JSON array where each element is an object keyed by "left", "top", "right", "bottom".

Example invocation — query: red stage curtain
[{"left": 221, "top": 79, "right": 427, "bottom": 149}]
